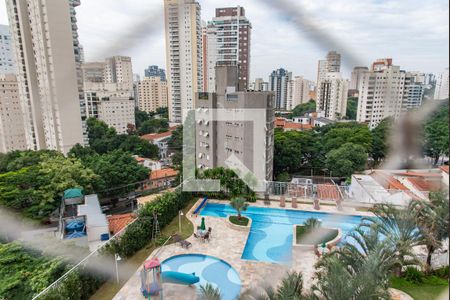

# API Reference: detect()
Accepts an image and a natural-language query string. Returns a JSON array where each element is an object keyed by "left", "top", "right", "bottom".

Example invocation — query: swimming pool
[
  {"left": 162, "top": 254, "right": 241, "bottom": 300},
  {"left": 200, "top": 203, "right": 364, "bottom": 264}
]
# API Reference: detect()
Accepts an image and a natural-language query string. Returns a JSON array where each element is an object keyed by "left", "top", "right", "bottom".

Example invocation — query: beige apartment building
[
  {"left": 138, "top": 76, "right": 168, "bottom": 113},
  {"left": 6, "top": 0, "right": 84, "bottom": 154},
  {"left": 287, "top": 76, "right": 312, "bottom": 110},
  {"left": 317, "top": 72, "right": 349, "bottom": 120},
  {"left": 195, "top": 66, "right": 275, "bottom": 181},
  {"left": 97, "top": 97, "right": 135, "bottom": 134},
  {"left": 164, "top": 0, "right": 203, "bottom": 123},
  {"left": 0, "top": 74, "right": 27, "bottom": 153}
]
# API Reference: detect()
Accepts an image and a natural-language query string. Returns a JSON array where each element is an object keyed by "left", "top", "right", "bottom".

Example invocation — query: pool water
[
  {"left": 162, "top": 254, "right": 241, "bottom": 300},
  {"left": 200, "top": 203, "right": 364, "bottom": 264}
]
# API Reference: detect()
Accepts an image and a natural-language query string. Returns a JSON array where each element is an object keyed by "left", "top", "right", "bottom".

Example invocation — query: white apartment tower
[
  {"left": 317, "top": 72, "right": 348, "bottom": 120},
  {"left": 0, "top": 74, "right": 27, "bottom": 153},
  {"left": 350, "top": 66, "right": 369, "bottom": 90},
  {"left": 269, "top": 68, "right": 292, "bottom": 110},
  {"left": 316, "top": 51, "right": 342, "bottom": 108},
  {"left": 434, "top": 68, "right": 449, "bottom": 100},
  {"left": 6, "top": 0, "right": 84, "bottom": 154},
  {"left": 138, "top": 76, "right": 169, "bottom": 113},
  {"left": 164, "top": 0, "right": 203, "bottom": 123},
  {"left": 104, "top": 56, "right": 134, "bottom": 93},
  {"left": 357, "top": 59, "right": 408, "bottom": 129},
  {"left": 287, "top": 76, "right": 312, "bottom": 110},
  {"left": 97, "top": 97, "right": 135, "bottom": 134},
  {"left": 0, "top": 25, "right": 16, "bottom": 74},
  {"left": 203, "top": 7, "right": 252, "bottom": 93}
]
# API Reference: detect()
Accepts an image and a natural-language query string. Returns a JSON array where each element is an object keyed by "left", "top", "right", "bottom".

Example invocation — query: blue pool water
[
  {"left": 200, "top": 203, "right": 364, "bottom": 264},
  {"left": 162, "top": 254, "right": 241, "bottom": 300}
]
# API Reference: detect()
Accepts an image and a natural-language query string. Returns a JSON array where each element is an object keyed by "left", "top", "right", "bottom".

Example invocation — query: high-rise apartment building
[
  {"left": 144, "top": 65, "right": 166, "bottom": 81},
  {"left": 203, "top": 6, "right": 252, "bottom": 93},
  {"left": 350, "top": 66, "right": 369, "bottom": 90},
  {"left": 196, "top": 66, "right": 275, "bottom": 181},
  {"left": 0, "top": 25, "right": 16, "bottom": 74},
  {"left": 269, "top": 68, "right": 292, "bottom": 110},
  {"left": 97, "top": 97, "right": 135, "bottom": 134},
  {"left": 138, "top": 76, "right": 169, "bottom": 113},
  {"left": 357, "top": 59, "right": 408, "bottom": 129},
  {"left": 405, "top": 75, "right": 424, "bottom": 109},
  {"left": 82, "top": 56, "right": 134, "bottom": 123},
  {"left": 6, "top": 0, "right": 84, "bottom": 154},
  {"left": 316, "top": 72, "right": 348, "bottom": 120},
  {"left": 434, "top": 68, "right": 449, "bottom": 100},
  {"left": 326, "top": 51, "right": 341, "bottom": 72},
  {"left": 0, "top": 74, "right": 27, "bottom": 153},
  {"left": 164, "top": 0, "right": 203, "bottom": 123},
  {"left": 104, "top": 56, "right": 134, "bottom": 93},
  {"left": 287, "top": 76, "right": 312, "bottom": 110}
]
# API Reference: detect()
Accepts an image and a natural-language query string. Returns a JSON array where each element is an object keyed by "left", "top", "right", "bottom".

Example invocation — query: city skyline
[{"left": 1, "top": 0, "right": 448, "bottom": 80}]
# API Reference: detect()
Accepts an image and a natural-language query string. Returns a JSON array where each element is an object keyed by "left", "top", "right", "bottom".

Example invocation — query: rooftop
[
  {"left": 150, "top": 168, "right": 178, "bottom": 180},
  {"left": 107, "top": 213, "right": 136, "bottom": 235}
]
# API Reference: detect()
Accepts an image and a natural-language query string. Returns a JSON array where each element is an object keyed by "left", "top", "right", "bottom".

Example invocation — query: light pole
[
  {"left": 179, "top": 210, "right": 184, "bottom": 233},
  {"left": 114, "top": 253, "right": 122, "bottom": 284}
]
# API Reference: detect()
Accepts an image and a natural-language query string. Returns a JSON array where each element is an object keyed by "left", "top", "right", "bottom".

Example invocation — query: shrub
[
  {"left": 432, "top": 266, "right": 449, "bottom": 279},
  {"left": 403, "top": 267, "right": 424, "bottom": 284}
]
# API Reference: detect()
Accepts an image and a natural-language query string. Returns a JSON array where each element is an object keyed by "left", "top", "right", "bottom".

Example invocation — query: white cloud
[{"left": 0, "top": 0, "right": 448, "bottom": 80}]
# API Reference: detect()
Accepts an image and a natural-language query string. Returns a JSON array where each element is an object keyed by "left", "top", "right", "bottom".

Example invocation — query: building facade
[
  {"left": 97, "top": 97, "right": 135, "bottom": 134},
  {"left": 104, "top": 56, "right": 134, "bottom": 93},
  {"left": 434, "top": 68, "right": 449, "bottom": 100},
  {"left": 144, "top": 65, "right": 166, "bottom": 81},
  {"left": 0, "top": 24, "right": 16, "bottom": 74},
  {"left": 203, "top": 6, "right": 252, "bottom": 93},
  {"left": 350, "top": 66, "right": 369, "bottom": 90},
  {"left": 316, "top": 72, "right": 348, "bottom": 120},
  {"left": 357, "top": 59, "right": 408, "bottom": 129},
  {"left": 0, "top": 74, "right": 27, "bottom": 153},
  {"left": 269, "top": 68, "right": 291, "bottom": 110},
  {"left": 316, "top": 51, "right": 342, "bottom": 108},
  {"left": 164, "top": 0, "right": 203, "bottom": 123},
  {"left": 6, "top": 0, "right": 84, "bottom": 154},
  {"left": 405, "top": 74, "right": 424, "bottom": 109},
  {"left": 195, "top": 66, "right": 275, "bottom": 181},
  {"left": 138, "top": 76, "right": 169, "bottom": 113},
  {"left": 287, "top": 76, "right": 312, "bottom": 110}
]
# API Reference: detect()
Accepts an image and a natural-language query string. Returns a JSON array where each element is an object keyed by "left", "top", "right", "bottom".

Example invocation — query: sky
[{"left": 0, "top": 0, "right": 448, "bottom": 81}]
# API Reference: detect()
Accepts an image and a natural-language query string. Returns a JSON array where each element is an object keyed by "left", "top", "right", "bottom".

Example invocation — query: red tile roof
[
  {"left": 440, "top": 165, "right": 449, "bottom": 174},
  {"left": 150, "top": 168, "right": 178, "bottom": 180},
  {"left": 275, "top": 117, "right": 286, "bottom": 128},
  {"left": 141, "top": 130, "right": 173, "bottom": 142},
  {"left": 107, "top": 213, "right": 136, "bottom": 235},
  {"left": 371, "top": 171, "right": 409, "bottom": 190},
  {"left": 317, "top": 184, "right": 341, "bottom": 201},
  {"left": 392, "top": 171, "right": 442, "bottom": 178}
]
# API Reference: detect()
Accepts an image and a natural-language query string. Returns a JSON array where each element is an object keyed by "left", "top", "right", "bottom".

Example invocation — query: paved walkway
[{"left": 113, "top": 199, "right": 371, "bottom": 300}]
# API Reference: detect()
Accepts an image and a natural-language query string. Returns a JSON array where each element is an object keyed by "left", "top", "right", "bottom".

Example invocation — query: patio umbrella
[{"left": 200, "top": 217, "right": 206, "bottom": 231}]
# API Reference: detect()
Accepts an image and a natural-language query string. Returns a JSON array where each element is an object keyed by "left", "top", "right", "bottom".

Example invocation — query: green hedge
[{"left": 104, "top": 190, "right": 193, "bottom": 258}]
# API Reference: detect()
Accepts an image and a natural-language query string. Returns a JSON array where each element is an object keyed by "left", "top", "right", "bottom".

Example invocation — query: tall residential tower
[
  {"left": 164, "top": 0, "right": 203, "bottom": 123},
  {"left": 6, "top": 0, "right": 84, "bottom": 154}
]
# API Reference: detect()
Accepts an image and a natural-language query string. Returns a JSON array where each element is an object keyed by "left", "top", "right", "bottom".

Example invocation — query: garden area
[{"left": 391, "top": 267, "right": 449, "bottom": 299}]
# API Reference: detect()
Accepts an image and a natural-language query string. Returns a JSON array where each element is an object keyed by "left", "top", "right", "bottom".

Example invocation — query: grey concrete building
[{"left": 195, "top": 66, "right": 275, "bottom": 182}]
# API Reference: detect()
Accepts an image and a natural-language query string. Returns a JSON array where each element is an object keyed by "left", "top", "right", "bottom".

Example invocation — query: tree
[
  {"left": 411, "top": 191, "right": 449, "bottom": 271},
  {"left": 198, "top": 284, "right": 222, "bottom": 300},
  {"left": 230, "top": 197, "right": 248, "bottom": 220},
  {"left": 321, "top": 123, "right": 372, "bottom": 154},
  {"left": 277, "top": 172, "right": 291, "bottom": 182},
  {"left": 362, "top": 203, "right": 423, "bottom": 276},
  {"left": 325, "top": 143, "right": 367, "bottom": 178},
  {"left": 345, "top": 97, "right": 358, "bottom": 120},
  {"left": 0, "top": 150, "right": 62, "bottom": 173},
  {"left": 273, "top": 130, "right": 304, "bottom": 176},
  {"left": 370, "top": 118, "right": 393, "bottom": 164},
  {"left": 135, "top": 108, "right": 151, "bottom": 129},
  {"left": 81, "top": 150, "right": 149, "bottom": 196},
  {"left": 241, "top": 271, "right": 313, "bottom": 300},
  {"left": 423, "top": 101, "right": 449, "bottom": 165},
  {"left": 138, "top": 118, "right": 169, "bottom": 135},
  {"left": 0, "top": 155, "right": 98, "bottom": 219},
  {"left": 290, "top": 100, "right": 316, "bottom": 118}
]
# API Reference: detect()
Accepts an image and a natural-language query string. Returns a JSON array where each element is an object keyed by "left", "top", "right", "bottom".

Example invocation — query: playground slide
[{"left": 161, "top": 271, "right": 200, "bottom": 285}]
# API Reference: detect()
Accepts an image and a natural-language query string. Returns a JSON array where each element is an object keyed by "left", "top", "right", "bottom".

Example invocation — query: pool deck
[{"left": 113, "top": 199, "right": 373, "bottom": 300}]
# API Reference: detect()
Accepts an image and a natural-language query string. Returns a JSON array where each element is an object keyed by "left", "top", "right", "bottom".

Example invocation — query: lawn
[
  {"left": 90, "top": 197, "right": 196, "bottom": 300},
  {"left": 229, "top": 215, "right": 249, "bottom": 226},
  {"left": 391, "top": 276, "right": 449, "bottom": 300},
  {"left": 295, "top": 225, "right": 339, "bottom": 245}
]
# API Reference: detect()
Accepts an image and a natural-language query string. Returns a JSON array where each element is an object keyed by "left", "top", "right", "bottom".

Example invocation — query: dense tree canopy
[
  {"left": 371, "top": 117, "right": 393, "bottom": 164},
  {"left": 138, "top": 118, "right": 169, "bottom": 135},
  {"left": 345, "top": 97, "right": 358, "bottom": 120},
  {"left": 423, "top": 101, "right": 449, "bottom": 165},
  {"left": 290, "top": 100, "right": 316, "bottom": 118}
]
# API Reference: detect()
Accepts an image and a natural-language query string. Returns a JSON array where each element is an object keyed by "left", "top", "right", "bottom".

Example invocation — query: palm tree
[
  {"left": 312, "top": 227, "right": 394, "bottom": 300},
  {"left": 198, "top": 284, "right": 222, "bottom": 300},
  {"left": 240, "top": 271, "right": 314, "bottom": 300},
  {"left": 410, "top": 191, "right": 449, "bottom": 272},
  {"left": 304, "top": 218, "right": 321, "bottom": 230},
  {"left": 361, "top": 203, "right": 422, "bottom": 276},
  {"left": 230, "top": 197, "right": 249, "bottom": 220}
]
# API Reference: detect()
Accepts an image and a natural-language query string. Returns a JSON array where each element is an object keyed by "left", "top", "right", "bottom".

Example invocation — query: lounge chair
[{"left": 173, "top": 234, "right": 192, "bottom": 249}]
